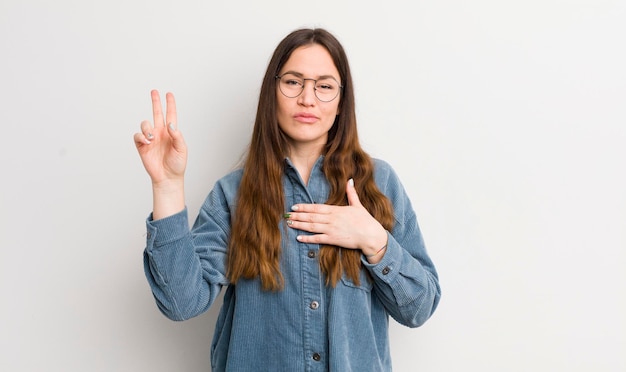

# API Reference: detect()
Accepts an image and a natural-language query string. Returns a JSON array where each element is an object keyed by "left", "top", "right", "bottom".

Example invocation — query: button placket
[{"left": 285, "top": 161, "right": 329, "bottom": 369}]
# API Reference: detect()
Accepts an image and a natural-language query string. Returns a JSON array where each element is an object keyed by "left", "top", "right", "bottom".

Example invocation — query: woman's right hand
[
  {"left": 134, "top": 90, "right": 187, "bottom": 186},
  {"left": 134, "top": 90, "right": 187, "bottom": 219}
]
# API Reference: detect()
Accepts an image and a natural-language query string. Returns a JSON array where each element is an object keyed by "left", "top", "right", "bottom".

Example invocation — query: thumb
[{"left": 346, "top": 178, "right": 361, "bottom": 206}]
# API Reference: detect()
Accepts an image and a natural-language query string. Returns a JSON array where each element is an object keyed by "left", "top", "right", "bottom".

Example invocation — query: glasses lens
[
  {"left": 314, "top": 78, "right": 340, "bottom": 102},
  {"left": 278, "top": 74, "right": 304, "bottom": 98}
]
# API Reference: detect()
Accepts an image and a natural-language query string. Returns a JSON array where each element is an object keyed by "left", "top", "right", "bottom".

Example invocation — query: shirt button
[
  {"left": 307, "top": 250, "right": 316, "bottom": 258},
  {"left": 382, "top": 267, "right": 391, "bottom": 275},
  {"left": 310, "top": 301, "right": 319, "bottom": 310},
  {"left": 312, "top": 352, "right": 321, "bottom": 361}
]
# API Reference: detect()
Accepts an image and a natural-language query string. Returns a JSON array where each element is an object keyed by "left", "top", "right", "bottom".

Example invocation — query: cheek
[
  {"left": 328, "top": 101, "right": 341, "bottom": 118},
  {"left": 333, "top": 100, "right": 340, "bottom": 116},
  {"left": 275, "top": 96, "right": 288, "bottom": 122}
]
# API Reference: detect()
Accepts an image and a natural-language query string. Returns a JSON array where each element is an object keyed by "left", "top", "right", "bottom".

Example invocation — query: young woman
[{"left": 134, "top": 28, "right": 440, "bottom": 371}]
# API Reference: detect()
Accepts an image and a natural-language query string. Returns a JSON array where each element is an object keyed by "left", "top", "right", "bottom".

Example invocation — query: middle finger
[{"left": 165, "top": 92, "right": 178, "bottom": 127}]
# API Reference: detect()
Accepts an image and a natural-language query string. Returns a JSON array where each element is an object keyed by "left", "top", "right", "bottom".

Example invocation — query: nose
[{"left": 297, "top": 79, "right": 316, "bottom": 106}]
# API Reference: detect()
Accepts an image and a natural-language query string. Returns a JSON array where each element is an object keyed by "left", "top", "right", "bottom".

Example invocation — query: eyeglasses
[{"left": 275, "top": 73, "right": 343, "bottom": 102}]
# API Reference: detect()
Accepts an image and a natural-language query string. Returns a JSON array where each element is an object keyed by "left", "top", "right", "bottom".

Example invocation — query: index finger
[
  {"left": 151, "top": 90, "right": 165, "bottom": 127},
  {"left": 290, "top": 203, "right": 331, "bottom": 214},
  {"left": 165, "top": 92, "right": 177, "bottom": 127}
]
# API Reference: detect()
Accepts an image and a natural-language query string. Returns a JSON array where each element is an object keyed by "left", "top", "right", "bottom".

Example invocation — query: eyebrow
[{"left": 281, "top": 70, "right": 340, "bottom": 81}]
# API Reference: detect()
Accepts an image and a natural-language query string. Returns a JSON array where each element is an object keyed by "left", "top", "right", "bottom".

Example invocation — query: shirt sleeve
[
  {"left": 362, "top": 160, "right": 441, "bottom": 328},
  {"left": 143, "top": 183, "right": 231, "bottom": 321}
]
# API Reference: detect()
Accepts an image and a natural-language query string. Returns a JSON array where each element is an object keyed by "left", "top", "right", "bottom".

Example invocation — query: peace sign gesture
[
  {"left": 134, "top": 90, "right": 187, "bottom": 186},
  {"left": 133, "top": 90, "right": 187, "bottom": 219}
]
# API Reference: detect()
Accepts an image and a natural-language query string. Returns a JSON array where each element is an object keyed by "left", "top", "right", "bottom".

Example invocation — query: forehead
[{"left": 280, "top": 44, "right": 340, "bottom": 79}]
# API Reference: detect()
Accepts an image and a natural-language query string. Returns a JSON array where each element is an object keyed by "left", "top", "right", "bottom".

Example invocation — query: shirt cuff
[{"left": 146, "top": 208, "right": 189, "bottom": 248}]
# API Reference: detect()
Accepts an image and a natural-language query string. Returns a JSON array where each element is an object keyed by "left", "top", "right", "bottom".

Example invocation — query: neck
[{"left": 288, "top": 145, "right": 323, "bottom": 185}]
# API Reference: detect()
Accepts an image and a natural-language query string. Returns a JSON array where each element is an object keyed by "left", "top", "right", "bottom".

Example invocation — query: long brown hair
[{"left": 227, "top": 28, "right": 394, "bottom": 291}]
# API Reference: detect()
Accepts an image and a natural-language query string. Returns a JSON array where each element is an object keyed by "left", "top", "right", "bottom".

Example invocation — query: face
[{"left": 276, "top": 44, "right": 341, "bottom": 155}]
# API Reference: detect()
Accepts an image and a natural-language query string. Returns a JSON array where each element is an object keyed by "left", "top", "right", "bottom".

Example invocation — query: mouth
[{"left": 294, "top": 113, "right": 318, "bottom": 124}]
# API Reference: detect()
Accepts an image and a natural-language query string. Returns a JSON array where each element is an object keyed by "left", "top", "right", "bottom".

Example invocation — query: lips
[{"left": 293, "top": 112, "right": 318, "bottom": 124}]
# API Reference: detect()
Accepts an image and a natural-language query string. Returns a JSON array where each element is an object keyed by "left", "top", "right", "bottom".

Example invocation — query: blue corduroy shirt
[{"left": 144, "top": 157, "right": 441, "bottom": 371}]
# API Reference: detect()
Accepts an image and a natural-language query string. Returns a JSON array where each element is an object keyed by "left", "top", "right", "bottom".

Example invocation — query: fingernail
[
  {"left": 348, "top": 178, "right": 354, "bottom": 187},
  {"left": 144, "top": 139, "right": 151, "bottom": 144},
  {"left": 291, "top": 205, "right": 299, "bottom": 211},
  {"left": 168, "top": 122, "right": 176, "bottom": 131},
  {"left": 296, "top": 235, "right": 303, "bottom": 241},
  {"left": 283, "top": 213, "right": 291, "bottom": 218}
]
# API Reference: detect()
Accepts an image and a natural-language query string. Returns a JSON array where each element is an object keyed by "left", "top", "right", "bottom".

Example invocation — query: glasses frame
[{"left": 275, "top": 74, "right": 343, "bottom": 102}]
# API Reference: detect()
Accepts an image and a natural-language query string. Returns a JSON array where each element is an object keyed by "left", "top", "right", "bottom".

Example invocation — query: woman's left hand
[{"left": 285, "top": 179, "right": 388, "bottom": 259}]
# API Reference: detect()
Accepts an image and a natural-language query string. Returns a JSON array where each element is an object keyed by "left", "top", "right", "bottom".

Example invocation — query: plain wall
[{"left": 1, "top": 0, "right": 624, "bottom": 371}]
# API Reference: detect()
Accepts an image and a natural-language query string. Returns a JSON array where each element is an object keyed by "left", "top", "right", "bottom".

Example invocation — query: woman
[{"left": 134, "top": 28, "right": 440, "bottom": 371}]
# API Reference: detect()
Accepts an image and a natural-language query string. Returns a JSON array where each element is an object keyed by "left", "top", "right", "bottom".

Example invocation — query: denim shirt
[{"left": 144, "top": 157, "right": 441, "bottom": 372}]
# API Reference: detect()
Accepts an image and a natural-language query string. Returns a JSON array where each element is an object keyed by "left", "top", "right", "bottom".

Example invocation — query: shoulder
[
  {"left": 371, "top": 158, "right": 401, "bottom": 190},
  {"left": 204, "top": 167, "right": 243, "bottom": 207},
  {"left": 216, "top": 167, "right": 244, "bottom": 188},
  {"left": 372, "top": 158, "right": 394, "bottom": 175},
  {"left": 371, "top": 158, "right": 415, "bottom": 217}
]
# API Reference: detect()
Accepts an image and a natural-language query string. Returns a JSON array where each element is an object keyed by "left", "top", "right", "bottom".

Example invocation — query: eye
[
  {"left": 285, "top": 79, "right": 303, "bottom": 86},
  {"left": 281, "top": 74, "right": 304, "bottom": 87},
  {"left": 316, "top": 80, "right": 336, "bottom": 91}
]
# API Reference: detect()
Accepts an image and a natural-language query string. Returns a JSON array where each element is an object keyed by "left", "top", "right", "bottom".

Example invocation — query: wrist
[
  {"left": 364, "top": 244, "right": 387, "bottom": 258},
  {"left": 362, "top": 231, "right": 388, "bottom": 258},
  {"left": 152, "top": 179, "right": 185, "bottom": 220},
  {"left": 152, "top": 178, "right": 184, "bottom": 193}
]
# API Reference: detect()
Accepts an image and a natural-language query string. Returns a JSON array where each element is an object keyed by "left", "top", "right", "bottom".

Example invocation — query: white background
[{"left": 1, "top": 0, "right": 624, "bottom": 371}]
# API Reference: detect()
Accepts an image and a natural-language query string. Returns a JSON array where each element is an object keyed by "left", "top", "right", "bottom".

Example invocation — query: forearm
[
  {"left": 144, "top": 235, "right": 217, "bottom": 321},
  {"left": 144, "top": 208, "right": 227, "bottom": 321}
]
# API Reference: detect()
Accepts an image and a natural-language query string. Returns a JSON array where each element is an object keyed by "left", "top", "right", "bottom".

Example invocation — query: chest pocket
[{"left": 340, "top": 269, "right": 374, "bottom": 292}]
